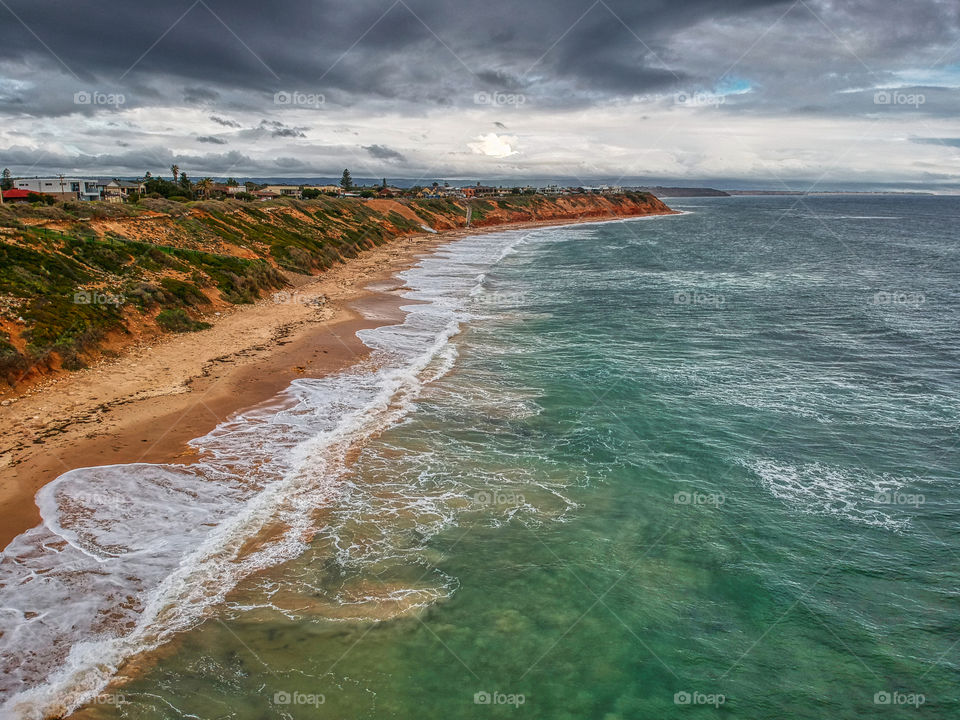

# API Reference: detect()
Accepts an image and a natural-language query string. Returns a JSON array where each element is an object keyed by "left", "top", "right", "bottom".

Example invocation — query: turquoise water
[{"left": 10, "top": 196, "right": 960, "bottom": 718}]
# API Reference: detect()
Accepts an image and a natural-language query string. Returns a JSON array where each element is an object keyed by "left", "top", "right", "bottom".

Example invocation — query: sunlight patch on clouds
[{"left": 468, "top": 133, "right": 518, "bottom": 158}]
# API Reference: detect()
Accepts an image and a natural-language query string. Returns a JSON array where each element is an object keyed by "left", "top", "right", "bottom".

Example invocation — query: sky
[{"left": 1, "top": 0, "right": 959, "bottom": 189}]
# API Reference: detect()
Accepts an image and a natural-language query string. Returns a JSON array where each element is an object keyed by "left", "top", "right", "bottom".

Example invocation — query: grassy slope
[{"left": 0, "top": 192, "right": 671, "bottom": 385}]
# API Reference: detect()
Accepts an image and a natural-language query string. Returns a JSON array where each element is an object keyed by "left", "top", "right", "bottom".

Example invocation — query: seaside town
[{"left": 0, "top": 167, "right": 624, "bottom": 205}]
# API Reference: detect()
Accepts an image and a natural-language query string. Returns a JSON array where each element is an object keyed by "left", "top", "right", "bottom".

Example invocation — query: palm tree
[
  {"left": 170, "top": 164, "right": 180, "bottom": 182},
  {"left": 196, "top": 177, "right": 213, "bottom": 198}
]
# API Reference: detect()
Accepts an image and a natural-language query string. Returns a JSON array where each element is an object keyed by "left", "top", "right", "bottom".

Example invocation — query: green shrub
[
  {"left": 159, "top": 277, "right": 209, "bottom": 306},
  {"left": 156, "top": 308, "right": 211, "bottom": 333}
]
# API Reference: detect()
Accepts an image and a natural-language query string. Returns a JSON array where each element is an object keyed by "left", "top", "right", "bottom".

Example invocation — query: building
[
  {"left": 100, "top": 179, "right": 145, "bottom": 203},
  {"left": 579, "top": 185, "right": 622, "bottom": 194},
  {"left": 252, "top": 189, "right": 280, "bottom": 201},
  {"left": 261, "top": 185, "right": 303, "bottom": 198},
  {"left": 1, "top": 188, "right": 33, "bottom": 203},
  {"left": 14, "top": 177, "right": 102, "bottom": 201},
  {"left": 302, "top": 184, "right": 342, "bottom": 195},
  {"left": 539, "top": 184, "right": 565, "bottom": 194}
]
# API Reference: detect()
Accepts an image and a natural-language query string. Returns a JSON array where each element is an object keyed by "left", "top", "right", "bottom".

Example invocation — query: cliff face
[{"left": 0, "top": 193, "right": 673, "bottom": 385}]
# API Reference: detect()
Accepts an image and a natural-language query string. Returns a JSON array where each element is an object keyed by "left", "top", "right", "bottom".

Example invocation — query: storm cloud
[{"left": 1, "top": 0, "right": 958, "bottom": 186}]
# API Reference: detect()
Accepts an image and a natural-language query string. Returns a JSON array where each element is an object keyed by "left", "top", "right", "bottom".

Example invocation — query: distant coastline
[{"left": 636, "top": 185, "right": 938, "bottom": 198}]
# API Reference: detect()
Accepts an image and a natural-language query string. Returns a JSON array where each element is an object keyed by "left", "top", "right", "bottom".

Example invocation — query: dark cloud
[
  {"left": 0, "top": 0, "right": 819, "bottom": 111},
  {"left": 1, "top": 0, "right": 959, "bottom": 181},
  {"left": 0, "top": 1, "right": 954, "bottom": 111},
  {"left": 363, "top": 144, "right": 405, "bottom": 161},
  {"left": 274, "top": 156, "right": 308, "bottom": 169},
  {"left": 0, "top": 144, "right": 255, "bottom": 174},
  {"left": 209, "top": 115, "right": 242, "bottom": 127},
  {"left": 259, "top": 120, "right": 307, "bottom": 138},
  {"left": 183, "top": 86, "right": 220, "bottom": 104}
]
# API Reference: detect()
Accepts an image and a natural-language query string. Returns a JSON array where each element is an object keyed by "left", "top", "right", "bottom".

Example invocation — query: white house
[{"left": 14, "top": 177, "right": 102, "bottom": 201}]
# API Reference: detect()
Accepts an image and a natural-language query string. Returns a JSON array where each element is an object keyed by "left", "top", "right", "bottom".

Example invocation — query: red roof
[{"left": 2, "top": 189, "right": 33, "bottom": 199}]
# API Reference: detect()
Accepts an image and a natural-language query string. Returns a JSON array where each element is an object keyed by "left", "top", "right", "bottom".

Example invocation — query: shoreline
[{"left": 0, "top": 210, "right": 674, "bottom": 549}]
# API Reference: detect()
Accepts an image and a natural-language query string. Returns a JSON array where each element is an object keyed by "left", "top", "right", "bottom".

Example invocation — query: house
[
  {"left": 416, "top": 186, "right": 447, "bottom": 199},
  {"left": 100, "top": 179, "right": 145, "bottom": 203},
  {"left": 458, "top": 185, "right": 497, "bottom": 198},
  {"left": 14, "top": 177, "right": 102, "bottom": 201},
  {"left": 252, "top": 189, "right": 280, "bottom": 201},
  {"left": 1, "top": 188, "right": 34, "bottom": 203},
  {"left": 578, "top": 185, "right": 621, "bottom": 194},
  {"left": 261, "top": 185, "right": 302, "bottom": 199},
  {"left": 302, "top": 184, "right": 342, "bottom": 195}
]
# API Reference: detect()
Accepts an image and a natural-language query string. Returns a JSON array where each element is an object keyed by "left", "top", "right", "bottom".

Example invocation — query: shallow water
[{"left": 4, "top": 196, "right": 960, "bottom": 718}]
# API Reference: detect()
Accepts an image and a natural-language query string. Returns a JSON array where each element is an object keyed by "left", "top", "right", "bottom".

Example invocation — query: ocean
[{"left": 2, "top": 195, "right": 958, "bottom": 719}]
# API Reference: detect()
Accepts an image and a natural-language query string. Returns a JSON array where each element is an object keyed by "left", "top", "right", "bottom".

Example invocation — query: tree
[
  {"left": 226, "top": 177, "right": 238, "bottom": 187},
  {"left": 1, "top": 168, "right": 12, "bottom": 191},
  {"left": 382, "top": 177, "right": 387, "bottom": 189},
  {"left": 144, "top": 171, "right": 152, "bottom": 181},
  {"left": 340, "top": 169, "right": 353, "bottom": 192},
  {"left": 179, "top": 171, "right": 190, "bottom": 189},
  {"left": 171, "top": 164, "right": 180, "bottom": 182},
  {"left": 26, "top": 192, "right": 54, "bottom": 205},
  {"left": 196, "top": 177, "right": 213, "bottom": 198}
]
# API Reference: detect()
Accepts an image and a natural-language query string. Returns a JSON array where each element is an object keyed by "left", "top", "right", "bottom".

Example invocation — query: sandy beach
[{"left": 0, "top": 214, "right": 664, "bottom": 548}]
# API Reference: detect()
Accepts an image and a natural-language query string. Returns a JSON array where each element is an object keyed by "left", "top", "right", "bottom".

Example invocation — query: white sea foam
[
  {"left": 742, "top": 458, "right": 918, "bottom": 531},
  {"left": 0, "top": 225, "right": 543, "bottom": 719}
]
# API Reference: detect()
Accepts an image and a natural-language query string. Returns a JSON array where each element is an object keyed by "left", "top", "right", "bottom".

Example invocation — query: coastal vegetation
[{"left": 0, "top": 192, "right": 670, "bottom": 385}]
